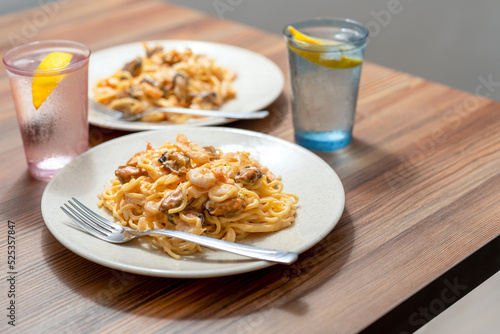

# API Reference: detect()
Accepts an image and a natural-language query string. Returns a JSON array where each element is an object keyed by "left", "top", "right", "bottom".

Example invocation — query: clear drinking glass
[
  {"left": 3, "top": 40, "right": 91, "bottom": 180},
  {"left": 284, "top": 18, "right": 368, "bottom": 151}
]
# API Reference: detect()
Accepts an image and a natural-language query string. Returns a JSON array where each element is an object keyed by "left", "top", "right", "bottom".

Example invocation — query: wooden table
[{"left": 1, "top": 1, "right": 499, "bottom": 333}]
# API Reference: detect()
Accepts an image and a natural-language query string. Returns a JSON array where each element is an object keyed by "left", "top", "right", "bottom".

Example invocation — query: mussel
[
  {"left": 205, "top": 197, "right": 246, "bottom": 217},
  {"left": 158, "top": 150, "right": 191, "bottom": 174},
  {"left": 235, "top": 166, "right": 263, "bottom": 186}
]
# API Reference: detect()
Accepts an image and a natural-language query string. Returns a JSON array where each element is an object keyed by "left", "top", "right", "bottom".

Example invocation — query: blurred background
[{"left": 2, "top": 0, "right": 500, "bottom": 102}]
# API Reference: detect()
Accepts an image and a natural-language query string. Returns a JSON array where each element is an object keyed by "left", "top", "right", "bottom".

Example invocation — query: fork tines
[
  {"left": 88, "top": 99, "right": 123, "bottom": 120},
  {"left": 60, "top": 198, "right": 120, "bottom": 238}
]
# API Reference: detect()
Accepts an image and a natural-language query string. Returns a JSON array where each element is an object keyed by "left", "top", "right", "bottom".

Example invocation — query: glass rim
[
  {"left": 3, "top": 40, "right": 91, "bottom": 76},
  {"left": 283, "top": 17, "right": 369, "bottom": 51}
]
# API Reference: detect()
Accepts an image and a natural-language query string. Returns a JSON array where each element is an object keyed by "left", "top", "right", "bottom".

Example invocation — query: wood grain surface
[{"left": 0, "top": 1, "right": 499, "bottom": 333}]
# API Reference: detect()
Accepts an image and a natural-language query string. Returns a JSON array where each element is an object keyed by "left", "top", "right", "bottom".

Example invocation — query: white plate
[
  {"left": 88, "top": 40, "right": 284, "bottom": 131},
  {"left": 41, "top": 128, "right": 345, "bottom": 278}
]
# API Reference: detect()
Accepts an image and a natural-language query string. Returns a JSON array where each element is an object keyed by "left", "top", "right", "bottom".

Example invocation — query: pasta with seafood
[
  {"left": 97, "top": 134, "right": 298, "bottom": 259},
  {"left": 93, "top": 43, "right": 237, "bottom": 123}
]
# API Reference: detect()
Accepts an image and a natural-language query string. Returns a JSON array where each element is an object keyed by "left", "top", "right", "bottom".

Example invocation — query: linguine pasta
[
  {"left": 93, "top": 43, "right": 237, "bottom": 123},
  {"left": 98, "top": 134, "right": 298, "bottom": 259}
]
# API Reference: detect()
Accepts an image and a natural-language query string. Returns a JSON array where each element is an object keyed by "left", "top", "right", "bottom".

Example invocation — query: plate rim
[
  {"left": 41, "top": 127, "right": 345, "bottom": 278},
  {"left": 88, "top": 40, "right": 285, "bottom": 132}
]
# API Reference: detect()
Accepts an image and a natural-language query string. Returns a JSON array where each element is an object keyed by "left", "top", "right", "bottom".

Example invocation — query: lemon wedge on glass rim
[
  {"left": 32, "top": 51, "right": 73, "bottom": 109},
  {"left": 286, "top": 26, "right": 363, "bottom": 69}
]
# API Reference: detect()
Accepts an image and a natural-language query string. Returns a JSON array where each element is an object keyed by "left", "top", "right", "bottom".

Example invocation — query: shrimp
[
  {"left": 187, "top": 167, "right": 216, "bottom": 188},
  {"left": 174, "top": 134, "right": 211, "bottom": 164},
  {"left": 221, "top": 151, "right": 252, "bottom": 167},
  {"left": 144, "top": 200, "right": 160, "bottom": 215},
  {"left": 208, "top": 183, "right": 238, "bottom": 201},
  {"left": 141, "top": 81, "right": 164, "bottom": 99}
]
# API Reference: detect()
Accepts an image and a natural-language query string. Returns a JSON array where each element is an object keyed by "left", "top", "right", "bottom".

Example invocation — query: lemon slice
[
  {"left": 287, "top": 26, "right": 324, "bottom": 45},
  {"left": 287, "top": 26, "right": 362, "bottom": 69},
  {"left": 32, "top": 52, "right": 73, "bottom": 109}
]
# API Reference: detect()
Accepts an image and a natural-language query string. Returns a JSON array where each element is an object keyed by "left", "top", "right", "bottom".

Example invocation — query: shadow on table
[
  {"left": 313, "top": 137, "right": 423, "bottom": 196},
  {"left": 41, "top": 211, "right": 355, "bottom": 324}
]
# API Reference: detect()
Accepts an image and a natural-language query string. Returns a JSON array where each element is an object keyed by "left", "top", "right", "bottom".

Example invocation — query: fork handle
[
  {"left": 139, "top": 229, "right": 298, "bottom": 264},
  {"left": 153, "top": 108, "right": 269, "bottom": 119}
]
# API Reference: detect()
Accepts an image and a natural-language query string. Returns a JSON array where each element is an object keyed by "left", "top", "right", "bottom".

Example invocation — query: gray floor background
[{"left": 3, "top": 0, "right": 500, "bottom": 102}]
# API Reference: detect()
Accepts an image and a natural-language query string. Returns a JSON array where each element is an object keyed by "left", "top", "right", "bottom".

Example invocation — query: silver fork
[
  {"left": 60, "top": 198, "right": 298, "bottom": 264},
  {"left": 88, "top": 99, "right": 269, "bottom": 121}
]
